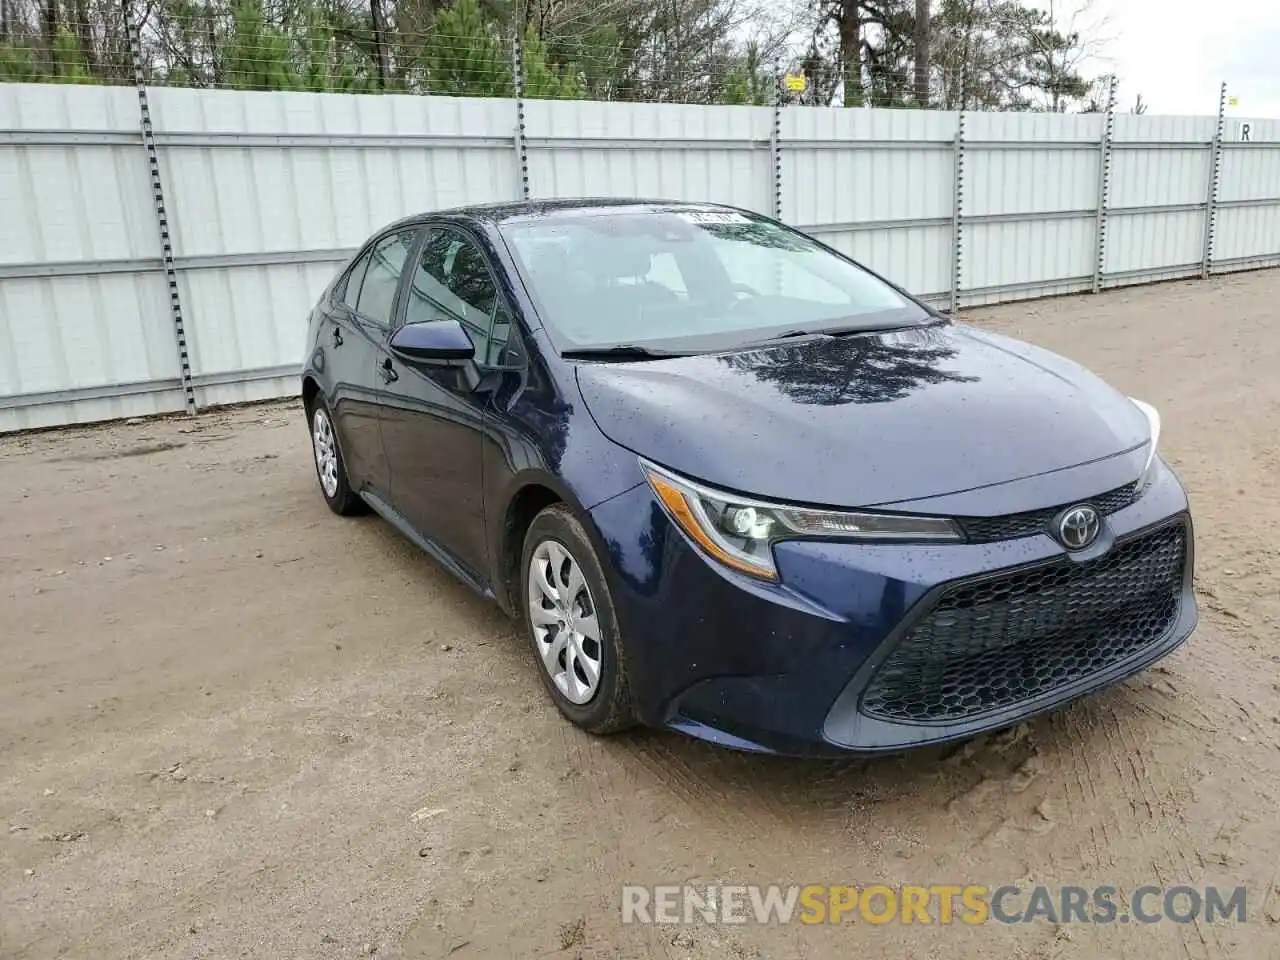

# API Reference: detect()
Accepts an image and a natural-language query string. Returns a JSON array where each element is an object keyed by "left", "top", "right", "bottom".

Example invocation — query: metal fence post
[
  {"left": 1201, "top": 81, "right": 1227, "bottom": 278},
  {"left": 950, "top": 110, "right": 966, "bottom": 315},
  {"left": 123, "top": 0, "right": 196, "bottom": 414},
  {"left": 511, "top": 31, "right": 530, "bottom": 200},
  {"left": 770, "top": 69, "right": 783, "bottom": 221},
  {"left": 1091, "top": 74, "right": 1118, "bottom": 294}
]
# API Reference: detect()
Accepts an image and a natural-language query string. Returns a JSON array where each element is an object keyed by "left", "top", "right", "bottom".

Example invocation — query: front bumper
[{"left": 587, "top": 459, "right": 1198, "bottom": 756}]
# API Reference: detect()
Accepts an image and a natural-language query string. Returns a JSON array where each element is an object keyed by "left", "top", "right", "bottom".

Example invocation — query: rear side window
[
  {"left": 355, "top": 230, "right": 417, "bottom": 326},
  {"left": 335, "top": 251, "right": 372, "bottom": 308}
]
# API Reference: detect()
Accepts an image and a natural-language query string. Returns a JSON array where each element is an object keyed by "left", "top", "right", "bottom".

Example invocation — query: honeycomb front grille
[
  {"left": 957, "top": 482, "right": 1141, "bottom": 543},
  {"left": 860, "top": 522, "right": 1187, "bottom": 724}
]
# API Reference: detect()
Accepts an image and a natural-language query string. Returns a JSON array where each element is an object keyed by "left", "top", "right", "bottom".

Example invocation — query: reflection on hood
[{"left": 717, "top": 326, "right": 977, "bottom": 406}]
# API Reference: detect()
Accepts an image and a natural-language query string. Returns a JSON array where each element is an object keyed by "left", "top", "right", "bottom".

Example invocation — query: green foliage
[
  {"left": 0, "top": 0, "right": 1100, "bottom": 111},
  {"left": 0, "top": 31, "right": 94, "bottom": 83},
  {"left": 219, "top": 0, "right": 380, "bottom": 92},
  {"left": 422, "top": 0, "right": 511, "bottom": 96},
  {"left": 0, "top": 42, "right": 44, "bottom": 82},
  {"left": 417, "top": 1, "right": 578, "bottom": 100},
  {"left": 722, "top": 42, "right": 771, "bottom": 106},
  {"left": 541, "top": 21, "right": 623, "bottom": 101},
  {"left": 520, "top": 25, "right": 581, "bottom": 100}
]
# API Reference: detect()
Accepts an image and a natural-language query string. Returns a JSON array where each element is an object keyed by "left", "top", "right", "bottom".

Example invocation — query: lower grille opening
[{"left": 860, "top": 522, "right": 1188, "bottom": 724}]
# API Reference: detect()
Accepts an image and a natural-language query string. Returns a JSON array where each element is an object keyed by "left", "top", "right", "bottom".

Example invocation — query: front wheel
[{"left": 520, "top": 504, "right": 636, "bottom": 734}]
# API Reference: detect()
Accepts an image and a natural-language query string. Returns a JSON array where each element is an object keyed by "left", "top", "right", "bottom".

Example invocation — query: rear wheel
[
  {"left": 520, "top": 504, "right": 636, "bottom": 734},
  {"left": 308, "top": 399, "right": 363, "bottom": 516}
]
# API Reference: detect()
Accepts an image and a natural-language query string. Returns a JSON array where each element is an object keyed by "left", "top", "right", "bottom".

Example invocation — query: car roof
[{"left": 386, "top": 198, "right": 751, "bottom": 232}]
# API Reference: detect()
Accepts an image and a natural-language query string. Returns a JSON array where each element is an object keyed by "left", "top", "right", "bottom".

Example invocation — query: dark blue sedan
[{"left": 300, "top": 199, "right": 1197, "bottom": 756}]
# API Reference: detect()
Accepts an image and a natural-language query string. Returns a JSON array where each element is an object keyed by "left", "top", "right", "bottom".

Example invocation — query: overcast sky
[{"left": 1042, "top": 0, "right": 1280, "bottom": 118}]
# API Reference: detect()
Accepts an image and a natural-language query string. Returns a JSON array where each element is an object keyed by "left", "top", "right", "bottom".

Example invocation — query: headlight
[
  {"left": 1129, "top": 397, "right": 1161, "bottom": 490},
  {"left": 641, "top": 461, "right": 962, "bottom": 581}
]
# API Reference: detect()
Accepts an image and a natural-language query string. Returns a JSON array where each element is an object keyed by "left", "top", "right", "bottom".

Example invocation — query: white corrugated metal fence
[{"left": 2, "top": 81, "right": 1279, "bottom": 431}]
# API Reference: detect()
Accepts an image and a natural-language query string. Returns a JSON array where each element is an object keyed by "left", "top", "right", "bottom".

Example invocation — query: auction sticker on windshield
[{"left": 679, "top": 211, "right": 751, "bottom": 225}]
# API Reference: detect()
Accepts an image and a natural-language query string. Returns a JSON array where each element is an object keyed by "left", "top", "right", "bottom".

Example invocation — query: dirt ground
[{"left": 3, "top": 272, "right": 1280, "bottom": 960}]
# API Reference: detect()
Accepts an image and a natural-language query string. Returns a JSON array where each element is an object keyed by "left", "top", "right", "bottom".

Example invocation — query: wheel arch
[
  {"left": 301, "top": 374, "right": 321, "bottom": 412},
  {"left": 496, "top": 478, "right": 566, "bottom": 615},
  {"left": 494, "top": 472, "right": 620, "bottom": 617},
  {"left": 300, "top": 371, "right": 361, "bottom": 501}
]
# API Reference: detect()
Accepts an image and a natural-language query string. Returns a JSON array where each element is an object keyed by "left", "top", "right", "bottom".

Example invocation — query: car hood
[{"left": 573, "top": 323, "right": 1150, "bottom": 508}]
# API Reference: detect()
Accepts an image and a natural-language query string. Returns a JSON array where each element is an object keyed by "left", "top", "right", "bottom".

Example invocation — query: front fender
[{"left": 481, "top": 396, "right": 648, "bottom": 617}]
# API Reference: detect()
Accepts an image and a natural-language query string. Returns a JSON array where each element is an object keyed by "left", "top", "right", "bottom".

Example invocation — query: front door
[{"left": 377, "top": 226, "right": 505, "bottom": 581}]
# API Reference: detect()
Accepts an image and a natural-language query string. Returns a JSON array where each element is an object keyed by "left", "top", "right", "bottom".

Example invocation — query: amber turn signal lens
[{"left": 646, "top": 470, "right": 779, "bottom": 581}]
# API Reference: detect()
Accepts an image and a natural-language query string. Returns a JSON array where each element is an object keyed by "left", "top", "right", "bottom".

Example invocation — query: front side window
[
  {"left": 499, "top": 209, "right": 928, "bottom": 353},
  {"left": 355, "top": 230, "right": 417, "bottom": 326},
  {"left": 404, "top": 228, "right": 500, "bottom": 361}
]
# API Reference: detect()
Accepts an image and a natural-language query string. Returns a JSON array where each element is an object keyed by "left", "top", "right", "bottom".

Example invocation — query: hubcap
[
  {"left": 528, "top": 540, "right": 602, "bottom": 705},
  {"left": 311, "top": 407, "right": 339, "bottom": 499}
]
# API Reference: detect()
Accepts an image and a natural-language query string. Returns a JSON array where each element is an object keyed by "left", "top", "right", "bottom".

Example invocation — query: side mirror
[{"left": 389, "top": 319, "right": 475, "bottom": 363}]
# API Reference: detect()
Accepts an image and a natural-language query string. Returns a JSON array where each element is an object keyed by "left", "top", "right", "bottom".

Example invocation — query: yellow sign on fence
[{"left": 784, "top": 74, "right": 807, "bottom": 92}]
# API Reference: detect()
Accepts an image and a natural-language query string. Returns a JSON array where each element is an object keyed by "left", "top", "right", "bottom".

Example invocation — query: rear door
[
  {"left": 333, "top": 227, "right": 418, "bottom": 496},
  {"left": 321, "top": 248, "right": 377, "bottom": 489}
]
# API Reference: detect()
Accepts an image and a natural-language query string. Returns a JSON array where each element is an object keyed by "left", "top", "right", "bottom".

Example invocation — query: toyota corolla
[{"left": 300, "top": 198, "right": 1197, "bottom": 756}]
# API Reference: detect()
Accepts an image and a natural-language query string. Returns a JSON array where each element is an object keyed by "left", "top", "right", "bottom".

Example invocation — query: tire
[
  {"left": 306, "top": 397, "right": 364, "bottom": 516},
  {"left": 520, "top": 504, "right": 636, "bottom": 734}
]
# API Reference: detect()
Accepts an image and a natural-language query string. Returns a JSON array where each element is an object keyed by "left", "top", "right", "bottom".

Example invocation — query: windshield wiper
[
  {"left": 742, "top": 329, "right": 840, "bottom": 347},
  {"left": 560, "top": 344, "right": 686, "bottom": 361},
  {"left": 751, "top": 330, "right": 834, "bottom": 343},
  {"left": 747, "top": 318, "right": 938, "bottom": 347}
]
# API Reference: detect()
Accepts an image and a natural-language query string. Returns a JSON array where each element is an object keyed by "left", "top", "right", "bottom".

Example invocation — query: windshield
[{"left": 499, "top": 208, "right": 930, "bottom": 354}]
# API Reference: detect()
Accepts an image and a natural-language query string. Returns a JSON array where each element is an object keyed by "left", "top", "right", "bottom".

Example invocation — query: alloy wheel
[
  {"left": 311, "top": 407, "right": 339, "bottom": 499},
  {"left": 528, "top": 540, "right": 603, "bottom": 705}
]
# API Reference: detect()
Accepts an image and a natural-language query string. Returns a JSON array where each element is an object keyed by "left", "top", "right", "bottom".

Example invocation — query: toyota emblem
[{"left": 1056, "top": 505, "right": 1101, "bottom": 550}]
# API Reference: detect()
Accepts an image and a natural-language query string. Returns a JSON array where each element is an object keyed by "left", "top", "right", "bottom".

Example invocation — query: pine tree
[{"left": 423, "top": 0, "right": 510, "bottom": 96}]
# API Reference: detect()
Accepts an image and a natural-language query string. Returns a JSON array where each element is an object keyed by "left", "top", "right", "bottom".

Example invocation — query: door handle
[
  {"left": 380, "top": 357, "right": 399, "bottom": 383},
  {"left": 331, "top": 326, "right": 344, "bottom": 348}
]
